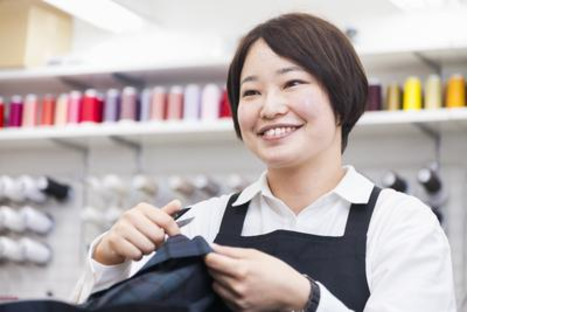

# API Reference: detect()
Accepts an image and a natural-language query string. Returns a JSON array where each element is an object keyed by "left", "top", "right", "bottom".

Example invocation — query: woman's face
[{"left": 237, "top": 39, "right": 341, "bottom": 169}]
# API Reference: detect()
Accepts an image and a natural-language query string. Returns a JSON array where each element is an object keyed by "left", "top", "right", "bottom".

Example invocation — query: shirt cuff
[
  {"left": 88, "top": 232, "right": 132, "bottom": 293},
  {"left": 316, "top": 282, "right": 353, "bottom": 312}
]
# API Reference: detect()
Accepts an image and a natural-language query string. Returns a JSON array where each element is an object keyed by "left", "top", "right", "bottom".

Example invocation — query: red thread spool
[{"left": 81, "top": 89, "right": 101, "bottom": 123}]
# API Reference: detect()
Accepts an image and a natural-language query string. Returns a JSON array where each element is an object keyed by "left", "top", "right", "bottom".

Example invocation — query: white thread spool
[
  {"left": 21, "top": 206, "right": 54, "bottom": 235},
  {"left": 0, "top": 206, "right": 26, "bottom": 233},
  {"left": 169, "top": 176, "right": 195, "bottom": 197},
  {"left": 1, "top": 176, "right": 25, "bottom": 203},
  {"left": 102, "top": 174, "right": 128, "bottom": 197},
  {"left": 201, "top": 84, "right": 221, "bottom": 121},
  {"left": 0, "top": 236, "right": 25, "bottom": 262},
  {"left": 184, "top": 84, "right": 201, "bottom": 121},
  {"left": 20, "top": 237, "right": 52, "bottom": 265},
  {"left": 132, "top": 175, "right": 158, "bottom": 197},
  {"left": 19, "top": 175, "right": 47, "bottom": 203}
]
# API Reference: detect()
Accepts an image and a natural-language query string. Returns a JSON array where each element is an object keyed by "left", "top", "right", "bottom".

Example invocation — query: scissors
[{"left": 172, "top": 206, "right": 194, "bottom": 228}]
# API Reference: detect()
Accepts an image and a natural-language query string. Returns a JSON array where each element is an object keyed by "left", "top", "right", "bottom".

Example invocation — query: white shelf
[
  {"left": 0, "top": 108, "right": 466, "bottom": 150},
  {"left": 0, "top": 46, "right": 466, "bottom": 95}
]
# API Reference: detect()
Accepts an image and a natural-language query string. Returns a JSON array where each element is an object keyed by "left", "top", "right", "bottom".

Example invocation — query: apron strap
[
  {"left": 343, "top": 186, "right": 382, "bottom": 238},
  {"left": 216, "top": 192, "right": 246, "bottom": 236}
]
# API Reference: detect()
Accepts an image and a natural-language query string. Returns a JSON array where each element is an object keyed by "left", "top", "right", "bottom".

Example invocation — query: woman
[{"left": 73, "top": 13, "right": 456, "bottom": 312}]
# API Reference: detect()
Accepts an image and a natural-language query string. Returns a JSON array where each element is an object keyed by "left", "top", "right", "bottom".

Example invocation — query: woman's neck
[{"left": 266, "top": 155, "right": 345, "bottom": 215}]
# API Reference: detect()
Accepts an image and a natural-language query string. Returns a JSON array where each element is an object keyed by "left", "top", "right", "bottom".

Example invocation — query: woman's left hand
[{"left": 205, "top": 243, "right": 310, "bottom": 312}]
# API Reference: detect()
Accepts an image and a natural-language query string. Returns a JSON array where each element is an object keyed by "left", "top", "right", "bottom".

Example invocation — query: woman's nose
[{"left": 260, "top": 91, "right": 288, "bottom": 119}]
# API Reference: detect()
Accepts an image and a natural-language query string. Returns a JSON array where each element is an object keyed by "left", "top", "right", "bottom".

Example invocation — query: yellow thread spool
[
  {"left": 403, "top": 76, "right": 422, "bottom": 111},
  {"left": 384, "top": 83, "right": 402, "bottom": 111},
  {"left": 446, "top": 74, "right": 466, "bottom": 108}
]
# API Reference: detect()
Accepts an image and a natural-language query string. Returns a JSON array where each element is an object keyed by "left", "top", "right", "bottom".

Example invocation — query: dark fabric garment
[
  {"left": 84, "top": 234, "right": 230, "bottom": 311},
  {"left": 214, "top": 186, "right": 382, "bottom": 312},
  {"left": 0, "top": 235, "right": 229, "bottom": 312}
]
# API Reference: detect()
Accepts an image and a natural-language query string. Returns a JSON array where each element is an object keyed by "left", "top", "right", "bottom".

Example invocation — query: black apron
[{"left": 214, "top": 186, "right": 381, "bottom": 312}]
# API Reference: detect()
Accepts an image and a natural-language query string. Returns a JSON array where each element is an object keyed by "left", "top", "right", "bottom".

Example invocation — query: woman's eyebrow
[{"left": 241, "top": 66, "right": 304, "bottom": 85}]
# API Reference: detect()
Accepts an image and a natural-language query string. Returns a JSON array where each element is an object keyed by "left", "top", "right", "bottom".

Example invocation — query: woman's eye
[
  {"left": 242, "top": 90, "right": 259, "bottom": 97},
  {"left": 284, "top": 80, "right": 305, "bottom": 89}
]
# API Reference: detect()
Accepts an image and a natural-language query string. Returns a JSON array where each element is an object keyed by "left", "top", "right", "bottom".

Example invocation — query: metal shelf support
[
  {"left": 413, "top": 123, "right": 441, "bottom": 169},
  {"left": 110, "top": 135, "right": 144, "bottom": 174}
]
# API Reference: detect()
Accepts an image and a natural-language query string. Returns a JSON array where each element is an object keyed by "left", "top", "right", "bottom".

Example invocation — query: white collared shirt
[{"left": 71, "top": 166, "right": 457, "bottom": 312}]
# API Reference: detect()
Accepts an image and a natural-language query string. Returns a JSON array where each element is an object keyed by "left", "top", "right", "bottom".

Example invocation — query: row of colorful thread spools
[
  {"left": 0, "top": 84, "right": 231, "bottom": 129},
  {"left": 366, "top": 74, "right": 467, "bottom": 111}
]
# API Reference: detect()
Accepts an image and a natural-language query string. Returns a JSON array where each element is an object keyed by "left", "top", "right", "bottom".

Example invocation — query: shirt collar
[{"left": 232, "top": 165, "right": 375, "bottom": 207}]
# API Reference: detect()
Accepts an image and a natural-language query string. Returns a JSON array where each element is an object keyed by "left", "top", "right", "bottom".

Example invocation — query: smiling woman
[{"left": 73, "top": 13, "right": 457, "bottom": 312}]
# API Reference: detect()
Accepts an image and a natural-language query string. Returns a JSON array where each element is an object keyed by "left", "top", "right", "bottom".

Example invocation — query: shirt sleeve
[
  {"left": 316, "top": 282, "right": 354, "bottom": 311},
  {"left": 69, "top": 232, "right": 132, "bottom": 303},
  {"left": 364, "top": 194, "right": 457, "bottom": 312}
]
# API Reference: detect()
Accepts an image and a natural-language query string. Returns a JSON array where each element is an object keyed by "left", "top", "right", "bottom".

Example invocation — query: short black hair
[{"left": 227, "top": 13, "right": 368, "bottom": 153}]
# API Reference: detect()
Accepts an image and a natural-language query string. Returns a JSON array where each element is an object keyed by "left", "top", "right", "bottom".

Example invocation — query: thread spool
[
  {"left": 104, "top": 206, "right": 123, "bottom": 225},
  {"left": 384, "top": 83, "right": 402, "bottom": 111},
  {"left": 67, "top": 91, "right": 82, "bottom": 124},
  {"left": 40, "top": 94, "right": 56, "bottom": 126},
  {"left": 21, "top": 206, "right": 54, "bottom": 235},
  {"left": 403, "top": 76, "right": 422, "bottom": 111},
  {"left": 0, "top": 206, "right": 26, "bottom": 233},
  {"left": 80, "top": 89, "right": 101, "bottom": 123},
  {"left": 104, "top": 89, "right": 120, "bottom": 123},
  {"left": 120, "top": 87, "right": 138, "bottom": 122},
  {"left": 167, "top": 86, "right": 184, "bottom": 120},
  {"left": 0, "top": 96, "right": 4, "bottom": 128},
  {"left": 381, "top": 171, "right": 408, "bottom": 193},
  {"left": 102, "top": 174, "right": 127, "bottom": 197},
  {"left": 150, "top": 86, "right": 167, "bottom": 121},
  {"left": 22, "top": 94, "right": 39, "bottom": 127},
  {"left": 219, "top": 89, "right": 232, "bottom": 118},
  {"left": 424, "top": 75, "right": 442, "bottom": 110},
  {"left": 169, "top": 176, "right": 195, "bottom": 197},
  {"left": 132, "top": 175, "right": 158, "bottom": 197},
  {"left": 446, "top": 74, "right": 466, "bottom": 108},
  {"left": 226, "top": 174, "right": 248, "bottom": 192},
  {"left": 20, "top": 238, "right": 52, "bottom": 265},
  {"left": 184, "top": 84, "right": 201, "bottom": 121},
  {"left": 201, "top": 84, "right": 221, "bottom": 121},
  {"left": 1, "top": 176, "right": 25, "bottom": 203},
  {"left": 417, "top": 168, "right": 442, "bottom": 194},
  {"left": 366, "top": 81, "right": 382, "bottom": 111},
  {"left": 80, "top": 206, "right": 105, "bottom": 225},
  {"left": 54, "top": 93, "right": 69, "bottom": 126},
  {"left": 0, "top": 237, "right": 25, "bottom": 262},
  {"left": 140, "top": 88, "right": 151, "bottom": 122},
  {"left": 193, "top": 175, "right": 220, "bottom": 196},
  {"left": 8, "top": 95, "right": 24, "bottom": 128},
  {"left": 37, "top": 176, "right": 71, "bottom": 201},
  {"left": 19, "top": 175, "right": 47, "bottom": 203}
]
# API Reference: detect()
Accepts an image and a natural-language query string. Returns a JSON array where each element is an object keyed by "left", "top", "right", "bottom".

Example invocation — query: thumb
[{"left": 162, "top": 199, "right": 182, "bottom": 216}]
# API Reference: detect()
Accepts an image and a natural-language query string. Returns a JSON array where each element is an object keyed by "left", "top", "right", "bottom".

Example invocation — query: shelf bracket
[
  {"left": 110, "top": 135, "right": 144, "bottom": 174},
  {"left": 112, "top": 73, "right": 145, "bottom": 89},
  {"left": 413, "top": 52, "right": 442, "bottom": 76},
  {"left": 59, "top": 77, "right": 92, "bottom": 91},
  {"left": 413, "top": 123, "right": 441, "bottom": 169}
]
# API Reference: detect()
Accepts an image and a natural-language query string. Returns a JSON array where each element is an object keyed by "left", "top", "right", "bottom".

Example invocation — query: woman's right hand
[{"left": 93, "top": 200, "right": 182, "bottom": 265}]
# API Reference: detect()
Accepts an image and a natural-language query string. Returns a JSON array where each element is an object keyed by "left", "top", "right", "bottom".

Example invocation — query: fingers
[
  {"left": 211, "top": 243, "right": 255, "bottom": 259},
  {"left": 161, "top": 199, "right": 182, "bottom": 216},
  {"left": 137, "top": 201, "right": 181, "bottom": 236},
  {"left": 126, "top": 212, "right": 166, "bottom": 247},
  {"left": 205, "top": 252, "right": 242, "bottom": 277},
  {"left": 108, "top": 235, "right": 145, "bottom": 261},
  {"left": 212, "top": 282, "right": 241, "bottom": 311}
]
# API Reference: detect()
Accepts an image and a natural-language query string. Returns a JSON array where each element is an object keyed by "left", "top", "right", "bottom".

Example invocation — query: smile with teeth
[{"left": 260, "top": 126, "right": 300, "bottom": 139}]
